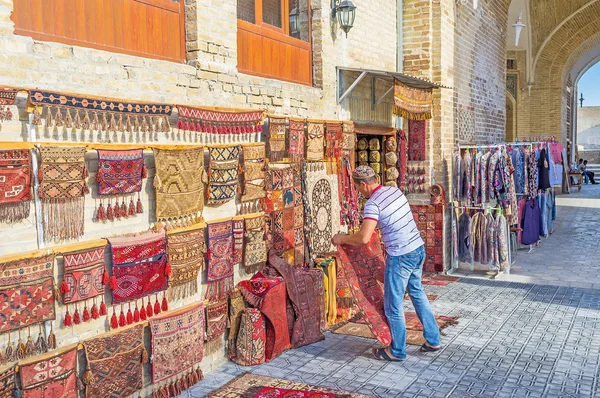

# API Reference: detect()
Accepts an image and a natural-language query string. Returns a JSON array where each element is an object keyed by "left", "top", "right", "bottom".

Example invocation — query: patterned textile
[
  {"left": 397, "top": 130, "right": 408, "bottom": 190},
  {"left": 339, "top": 158, "right": 360, "bottom": 233},
  {"left": 288, "top": 119, "right": 305, "bottom": 161},
  {"left": 268, "top": 254, "right": 325, "bottom": 348},
  {"left": 305, "top": 163, "right": 341, "bottom": 257},
  {"left": 241, "top": 144, "right": 266, "bottom": 208},
  {"left": 244, "top": 215, "right": 267, "bottom": 268},
  {"left": 0, "top": 149, "right": 32, "bottom": 223},
  {"left": 19, "top": 347, "right": 77, "bottom": 398},
  {"left": 337, "top": 234, "right": 391, "bottom": 346},
  {"left": 0, "top": 254, "right": 55, "bottom": 333},
  {"left": 334, "top": 258, "right": 354, "bottom": 323},
  {"left": 29, "top": 90, "right": 171, "bottom": 133},
  {"left": 268, "top": 116, "right": 287, "bottom": 162},
  {"left": 0, "top": 366, "right": 15, "bottom": 398},
  {"left": 205, "top": 373, "right": 374, "bottom": 398},
  {"left": 393, "top": 78, "right": 433, "bottom": 120},
  {"left": 83, "top": 324, "right": 145, "bottom": 398},
  {"left": 38, "top": 146, "right": 88, "bottom": 242},
  {"left": 95, "top": 149, "right": 146, "bottom": 221},
  {"left": 177, "top": 106, "right": 263, "bottom": 135},
  {"left": 153, "top": 148, "right": 205, "bottom": 225},
  {"left": 207, "top": 146, "right": 240, "bottom": 205},
  {"left": 167, "top": 226, "right": 206, "bottom": 299},
  {"left": 405, "top": 312, "right": 459, "bottom": 331},
  {"left": 233, "top": 219, "right": 245, "bottom": 265},
  {"left": 411, "top": 205, "right": 444, "bottom": 272},
  {"left": 150, "top": 303, "right": 205, "bottom": 385},
  {"left": 320, "top": 259, "right": 337, "bottom": 326},
  {"left": 206, "top": 221, "right": 234, "bottom": 301},
  {"left": 341, "top": 121, "right": 355, "bottom": 155},
  {"left": 306, "top": 121, "right": 325, "bottom": 161},
  {"left": 325, "top": 122, "right": 343, "bottom": 159},
  {"left": 228, "top": 289, "right": 249, "bottom": 358},
  {"left": 0, "top": 88, "right": 17, "bottom": 122},
  {"left": 205, "top": 300, "right": 228, "bottom": 342},
  {"left": 231, "top": 308, "right": 266, "bottom": 366},
  {"left": 255, "top": 387, "right": 334, "bottom": 398},
  {"left": 108, "top": 230, "right": 169, "bottom": 325},
  {"left": 407, "top": 120, "right": 426, "bottom": 161},
  {"left": 421, "top": 273, "right": 459, "bottom": 286},
  {"left": 238, "top": 276, "right": 291, "bottom": 361}
]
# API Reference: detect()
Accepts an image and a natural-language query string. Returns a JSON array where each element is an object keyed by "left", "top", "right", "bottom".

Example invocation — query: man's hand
[{"left": 331, "top": 234, "right": 345, "bottom": 246}]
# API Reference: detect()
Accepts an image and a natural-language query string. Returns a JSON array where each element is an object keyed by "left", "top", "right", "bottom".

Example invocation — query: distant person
[{"left": 579, "top": 159, "right": 598, "bottom": 184}]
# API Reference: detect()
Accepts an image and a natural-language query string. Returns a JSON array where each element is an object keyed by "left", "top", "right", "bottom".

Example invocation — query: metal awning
[{"left": 336, "top": 66, "right": 451, "bottom": 105}]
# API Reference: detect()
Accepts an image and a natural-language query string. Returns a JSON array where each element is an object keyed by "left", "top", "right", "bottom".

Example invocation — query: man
[
  {"left": 581, "top": 160, "right": 598, "bottom": 184},
  {"left": 331, "top": 166, "right": 440, "bottom": 361}
]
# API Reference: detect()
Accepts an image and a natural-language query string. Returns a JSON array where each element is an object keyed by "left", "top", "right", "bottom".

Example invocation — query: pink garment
[{"left": 550, "top": 143, "right": 564, "bottom": 163}]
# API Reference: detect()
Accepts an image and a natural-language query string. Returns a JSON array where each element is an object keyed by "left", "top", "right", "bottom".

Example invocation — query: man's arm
[{"left": 332, "top": 219, "right": 378, "bottom": 246}]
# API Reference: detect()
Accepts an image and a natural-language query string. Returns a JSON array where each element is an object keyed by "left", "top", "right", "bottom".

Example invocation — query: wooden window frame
[
  {"left": 12, "top": 0, "right": 187, "bottom": 63},
  {"left": 237, "top": 0, "right": 313, "bottom": 86}
]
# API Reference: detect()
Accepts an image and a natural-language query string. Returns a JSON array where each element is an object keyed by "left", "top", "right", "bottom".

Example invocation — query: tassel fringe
[
  {"left": 42, "top": 197, "right": 85, "bottom": 243},
  {"left": 0, "top": 201, "right": 31, "bottom": 223}
]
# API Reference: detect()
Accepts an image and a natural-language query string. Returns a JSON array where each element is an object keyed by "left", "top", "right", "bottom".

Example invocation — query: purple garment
[
  {"left": 537, "top": 148, "right": 551, "bottom": 190},
  {"left": 521, "top": 199, "right": 541, "bottom": 245}
]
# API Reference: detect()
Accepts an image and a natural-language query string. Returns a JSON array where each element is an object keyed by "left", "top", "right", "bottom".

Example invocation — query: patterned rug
[
  {"left": 153, "top": 148, "right": 205, "bottom": 226},
  {"left": 206, "top": 220, "right": 234, "bottom": 301},
  {"left": 238, "top": 276, "right": 291, "bottom": 361},
  {"left": 268, "top": 116, "right": 287, "bottom": 162},
  {"left": 205, "top": 299, "right": 229, "bottom": 355},
  {"left": 167, "top": 225, "right": 206, "bottom": 300},
  {"left": 83, "top": 324, "right": 146, "bottom": 398},
  {"left": 422, "top": 274, "right": 460, "bottom": 286},
  {"left": 0, "top": 88, "right": 17, "bottom": 122},
  {"left": 241, "top": 144, "right": 266, "bottom": 211},
  {"left": 288, "top": 119, "right": 305, "bottom": 161},
  {"left": 268, "top": 253, "right": 325, "bottom": 348},
  {"left": 408, "top": 120, "right": 426, "bottom": 161},
  {"left": 0, "top": 149, "right": 32, "bottom": 223},
  {"left": 244, "top": 214, "right": 267, "bottom": 269},
  {"left": 0, "top": 253, "right": 56, "bottom": 333},
  {"left": 19, "top": 347, "right": 78, "bottom": 397},
  {"left": 61, "top": 245, "right": 107, "bottom": 325},
  {"left": 397, "top": 129, "right": 408, "bottom": 191},
  {"left": 150, "top": 303, "right": 205, "bottom": 391},
  {"left": 405, "top": 312, "right": 459, "bottom": 331},
  {"left": 0, "top": 366, "right": 15, "bottom": 398},
  {"left": 305, "top": 162, "right": 341, "bottom": 258},
  {"left": 325, "top": 122, "right": 343, "bottom": 159},
  {"left": 95, "top": 148, "right": 147, "bottom": 221},
  {"left": 306, "top": 121, "right": 325, "bottom": 161},
  {"left": 231, "top": 308, "right": 267, "bottom": 366},
  {"left": 337, "top": 234, "right": 391, "bottom": 347},
  {"left": 332, "top": 322, "right": 427, "bottom": 346},
  {"left": 228, "top": 289, "right": 249, "bottom": 358},
  {"left": 205, "top": 373, "right": 374, "bottom": 398},
  {"left": 38, "top": 146, "right": 88, "bottom": 242},
  {"left": 107, "top": 230, "right": 169, "bottom": 328},
  {"left": 177, "top": 106, "right": 263, "bottom": 138},
  {"left": 411, "top": 205, "right": 444, "bottom": 272},
  {"left": 207, "top": 146, "right": 240, "bottom": 205}
]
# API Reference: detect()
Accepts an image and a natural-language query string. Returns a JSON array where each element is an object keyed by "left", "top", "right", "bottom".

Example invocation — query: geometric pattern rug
[{"left": 205, "top": 373, "right": 374, "bottom": 397}]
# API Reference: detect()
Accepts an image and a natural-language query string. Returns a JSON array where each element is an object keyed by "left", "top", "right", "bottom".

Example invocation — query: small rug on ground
[
  {"left": 205, "top": 373, "right": 374, "bottom": 398},
  {"left": 422, "top": 274, "right": 460, "bottom": 286}
]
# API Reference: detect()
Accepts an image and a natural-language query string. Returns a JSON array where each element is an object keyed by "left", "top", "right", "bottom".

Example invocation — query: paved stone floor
[
  {"left": 497, "top": 183, "right": 600, "bottom": 289},
  {"left": 186, "top": 278, "right": 600, "bottom": 397}
]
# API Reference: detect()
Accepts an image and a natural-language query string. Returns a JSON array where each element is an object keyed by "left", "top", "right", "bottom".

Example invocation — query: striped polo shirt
[{"left": 363, "top": 185, "right": 424, "bottom": 256}]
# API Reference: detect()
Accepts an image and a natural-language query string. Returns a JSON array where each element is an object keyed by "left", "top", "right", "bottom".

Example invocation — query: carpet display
[
  {"left": 325, "top": 122, "right": 343, "bottom": 159},
  {"left": 38, "top": 146, "right": 88, "bottom": 242},
  {"left": 228, "top": 289, "right": 249, "bottom": 358},
  {"left": 393, "top": 78, "right": 433, "bottom": 120},
  {"left": 207, "top": 146, "right": 240, "bottom": 205},
  {"left": 0, "top": 366, "right": 15, "bottom": 398},
  {"left": 206, "top": 220, "right": 234, "bottom": 301},
  {"left": 305, "top": 163, "right": 341, "bottom": 258},
  {"left": 244, "top": 214, "right": 267, "bottom": 269},
  {"left": 205, "top": 299, "right": 228, "bottom": 354},
  {"left": 19, "top": 347, "right": 78, "bottom": 398},
  {"left": 305, "top": 267, "right": 327, "bottom": 332},
  {"left": 268, "top": 254, "right": 325, "bottom": 348},
  {"left": 332, "top": 322, "right": 427, "bottom": 346},
  {"left": 60, "top": 245, "right": 107, "bottom": 326},
  {"left": 0, "top": 253, "right": 55, "bottom": 333},
  {"left": 153, "top": 148, "right": 205, "bottom": 226},
  {"left": 0, "top": 88, "right": 17, "bottom": 122},
  {"left": 95, "top": 148, "right": 147, "bottom": 221},
  {"left": 397, "top": 129, "right": 408, "bottom": 191},
  {"left": 268, "top": 116, "right": 287, "bottom": 162},
  {"left": 412, "top": 204, "right": 444, "bottom": 272},
  {"left": 0, "top": 149, "right": 32, "bottom": 223},
  {"left": 205, "top": 373, "right": 374, "bottom": 398},
  {"left": 405, "top": 312, "right": 459, "bottom": 331},
  {"left": 231, "top": 307, "right": 266, "bottom": 366},
  {"left": 408, "top": 120, "right": 426, "bottom": 161},
  {"left": 177, "top": 106, "right": 263, "bottom": 138},
  {"left": 238, "top": 276, "right": 291, "bottom": 361},
  {"left": 150, "top": 303, "right": 205, "bottom": 388},
  {"left": 422, "top": 274, "right": 460, "bottom": 286},
  {"left": 83, "top": 324, "right": 146, "bottom": 398},
  {"left": 288, "top": 119, "right": 305, "bottom": 161},
  {"left": 166, "top": 226, "right": 206, "bottom": 300},
  {"left": 338, "top": 158, "right": 360, "bottom": 233},
  {"left": 337, "top": 234, "right": 391, "bottom": 347},
  {"left": 341, "top": 121, "right": 356, "bottom": 157},
  {"left": 233, "top": 218, "right": 244, "bottom": 265},
  {"left": 319, "top": 258, "right": 337, "bottom": 327},
  {"left": 29, "top": 90, "right": 172, "bottom": 133},
  {"left": 306, "top": 121, "right": 325, "bottom": 161},
  {"left": 107, "top": 230, "right": 169, "bottom": 327},
  {"left": 241, "top": 144, "right": 266, "bottom": 211},
  {"left": 335, "top": 259, "right": 354, "bottom": 324}
]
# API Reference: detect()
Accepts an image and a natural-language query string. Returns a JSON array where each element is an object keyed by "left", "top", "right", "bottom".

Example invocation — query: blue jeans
[{"left": 384, "top": 245, "right": 440, "bottom": 358}]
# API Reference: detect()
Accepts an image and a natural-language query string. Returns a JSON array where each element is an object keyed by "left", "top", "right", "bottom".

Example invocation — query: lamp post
[
  {"left": 331, "top": 0, "right": 357, "bottom": 37},
  {"left": 513, "top": 11, "right": 526, "bottom": 47},
  {"left": 580, "top": 93, "right": 585, "bottom": 108}
]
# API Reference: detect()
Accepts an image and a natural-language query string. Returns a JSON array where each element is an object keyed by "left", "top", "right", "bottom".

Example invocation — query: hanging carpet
[
  {"left": 287, "top": 118, "right": 305, "bottom": 161},
  {"left": 392, "top": 78, "right": 433, "bottom": 120},
  {"left": 83, "top": 324, "right": 146, "bottom": 398},
  {"left": 325, "top": 122, "right": 343, "bottom": 159},
  {"left": 0, "top": 366, "right": 15, "bottom": 398},
  {"left": 268, "top": 116, "right": 287, "bottom": 162},
  {"left": 411, "top": 204, "right": 444, "bottom": 272},
  {"left": 205, "top": 220, "right": 234, "bottom": 301},
  {"left": 407, "top": 120, "right": 426, "bottom": 161},
  {"left": 231, "top": 307, "right": 267, "bottom": 367},
  {"left": 244, "top": 214, "right": 267, "bottom": 269},
  {"left": 240, "top": 144, "right": 266, "bottom": 213},
  {"left": 306, "top": 121, "right": 325, "bottom": 161},
  {"left": 95, "top": 148, "right": 147, "bottom": 221},
  {"left": 0, "top": 149, "right": 32, "bottom": 223},
  {"left": 207, "top": 146, "right": 240, "bottom": 205},
  {"left": 19, "top": 347, "right": 78, "bottom": 398},
  {"left": 205, "top": 299, "right": 229, "bottom": 356},
  {"left": 177, "top": 106, "right": 263, "bottom": 139},
  {"left": 166, "top": 225, "right": 206, "bottom": 300},
  {"left": 153, "top": 147, "right": 205, "bottom": 227},
  {"left": 0, "top": 88, "right": 17, "bottom": 121},
  {"left": 38, "top": 146, "right": 88, "bottom": 243}
]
